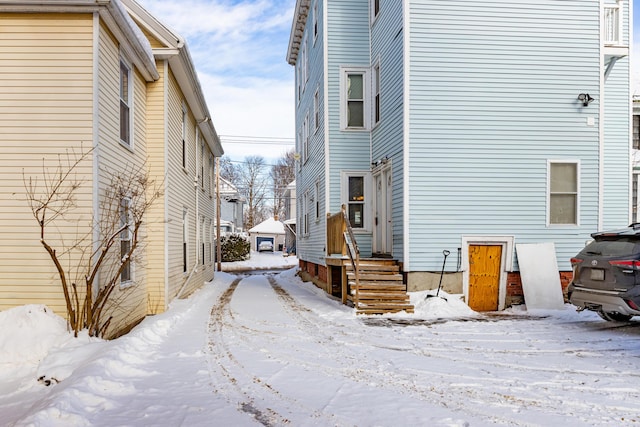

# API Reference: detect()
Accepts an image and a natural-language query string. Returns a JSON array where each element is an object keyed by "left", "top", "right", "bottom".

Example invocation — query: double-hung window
[
  {"left": 200, "top": 139, "right": 205, "bottom": 189},
  {"left": 313, "top": 1, "right": 318, "bottom": 44},
  {"left": 314, "top": 88, "right": 320, "bottom": 132},
  {"left": 200, "top": 216, "right": 205, "bottom": 266},
  {"left": 119, "top": 60, "right": 131, "bottom": 147},
  {"left": 373, "top": 62, "right": 381, "bottom": 125},
  {"left": 120, "top": 198, "right": 132, "bottom": 284},
  {"left": 181, "top": 105, "right": 187, "bottom": 170},
  {"left": 341, "top": 68, "right": 369, "bottom": 130},
  {"left": 302, "top": 190, "right": 310, "bottom": 237},
  {"left": 633, "top": 114, "right": 640, "bottom": 150},
  {"left": 315, "top": 181, "right": 320, "bottom": 221},
  {"left": 370, "top": 0, "right": 380, "bottom": 24},
  {"left": 183, "top": 208, "right": 189, "bottom": 273},
  {"left": 342, "top": 172, "right": 371, "bottom": 230},
  {"left": 303, "top": 113, "right": 309, "bottom": 163},
  {"left": 548, "top": 161, "right": 579, "bottom": 225}
]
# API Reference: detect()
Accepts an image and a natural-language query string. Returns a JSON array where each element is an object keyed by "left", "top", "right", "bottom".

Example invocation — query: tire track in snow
[
  {"left": 268, "top": 277, "right": 640, "bottom": 425},
  {"left": 207, "top": 275, "right": 345, "bottom": 426},
  {"left": 266, "top": 277, "right": 543, "bottom": 425},
  {"left": 206, "top": 277, "right": 290, "bottom": 426}
]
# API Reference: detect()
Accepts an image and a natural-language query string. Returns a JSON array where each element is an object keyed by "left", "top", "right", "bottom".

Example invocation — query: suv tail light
[
  {"left": 609, "top": 260, "right": 640, "bottom": 269},
  {"left": 625, "top": 299, "right": 640, "bottom": 311},
  {"left": 570, "top": 258, "right": 583, "bottom": 266}
]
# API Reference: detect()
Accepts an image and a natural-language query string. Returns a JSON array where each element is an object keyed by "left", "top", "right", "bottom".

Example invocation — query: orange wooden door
[{"left": 468, "top": 245, "right": 502, "bottom": 311}]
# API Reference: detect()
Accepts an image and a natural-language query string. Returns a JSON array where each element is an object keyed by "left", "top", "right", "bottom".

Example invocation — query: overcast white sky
[{"left": 136, "top": 0, "right": 297, "bottom": 162}]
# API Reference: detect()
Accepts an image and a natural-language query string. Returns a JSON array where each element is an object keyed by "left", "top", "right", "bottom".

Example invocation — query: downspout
[
  {"left": 598, "top": 0, "right": 605, "bottom": 230},
  {"left": 176, "top": 125, "right": 201, "bottom": 299},
  {"left": 92, "top": 12, "right": 101, "bottom": 297},
  {"left": 163, "top": 60, "right": 170, "bottom": 309}
]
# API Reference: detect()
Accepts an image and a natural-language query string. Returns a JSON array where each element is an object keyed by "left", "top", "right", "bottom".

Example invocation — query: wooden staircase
[
  {"left": 326, "top": 205, "right": 413, "bottom": 315},
  {"left": 346, "top": 259, "right": 414, "bottom": 315}
]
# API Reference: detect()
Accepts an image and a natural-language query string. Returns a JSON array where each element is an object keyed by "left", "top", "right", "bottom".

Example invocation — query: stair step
[
  {"left": 346, "top": 264, "right": 399, "bottom": 273},
  {"left": 348, "top": 294, "right": 409, "bottom": 300},
  {"left": 349, "top": 281, "right": 406, "bottom": 291},
  {"left": 347, "top": 273, "right": 403, "bottom": 281}
]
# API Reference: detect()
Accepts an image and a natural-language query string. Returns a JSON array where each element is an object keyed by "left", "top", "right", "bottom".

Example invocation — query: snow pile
[
  {"left": 0, "top": 305, "right": 77, "bottom": 366},
  {"left": 412, "top": 291, "right": 477, "bottom": 318},
  {"left": 1, "top": 264, "right": 634, "bottom": 426},
  {"left": 221, "top": 250, "right": 298, "bottom": 272}
]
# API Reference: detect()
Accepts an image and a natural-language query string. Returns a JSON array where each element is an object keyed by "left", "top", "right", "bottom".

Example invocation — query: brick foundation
[{"left": 300, "top": 259, "right": 573, "bottom": 308}]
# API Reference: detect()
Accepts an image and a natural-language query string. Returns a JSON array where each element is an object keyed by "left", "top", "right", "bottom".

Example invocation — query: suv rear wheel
[{"left": 597, "top": 311, "right": 633, "bottom": 322}]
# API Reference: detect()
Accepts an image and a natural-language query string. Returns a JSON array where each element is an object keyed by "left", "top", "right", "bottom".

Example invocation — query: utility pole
[{"left": 216, "top": 156, "right": 222, "bottom": 272}]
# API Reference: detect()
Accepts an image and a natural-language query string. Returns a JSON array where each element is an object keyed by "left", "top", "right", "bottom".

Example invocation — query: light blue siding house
[{"left": 287, "top": 0, "right": 631, "bottom": 311}]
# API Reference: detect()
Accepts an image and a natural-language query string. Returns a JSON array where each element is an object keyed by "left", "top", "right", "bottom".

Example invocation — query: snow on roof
[{"left": 248, "top": 217, "right": 285, "bottom": 234}]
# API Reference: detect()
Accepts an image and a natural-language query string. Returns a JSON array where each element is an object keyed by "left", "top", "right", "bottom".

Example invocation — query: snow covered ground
[{"left": 1, "top": 251, "right": 640, "bottom": 426}]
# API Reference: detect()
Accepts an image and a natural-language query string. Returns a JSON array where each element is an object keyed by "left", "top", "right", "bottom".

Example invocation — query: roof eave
[{"left": 286, "top": 0, "right": 310, "bottom": 66}]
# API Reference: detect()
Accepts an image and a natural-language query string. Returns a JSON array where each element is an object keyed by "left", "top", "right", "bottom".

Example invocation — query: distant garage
[{"left": 248, "top": 217, "right": 285, "bottom": 252}]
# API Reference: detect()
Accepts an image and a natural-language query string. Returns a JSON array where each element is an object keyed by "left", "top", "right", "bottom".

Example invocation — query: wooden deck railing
[{"left": 327, "top": 205, "right": 361, "bottom": 306}]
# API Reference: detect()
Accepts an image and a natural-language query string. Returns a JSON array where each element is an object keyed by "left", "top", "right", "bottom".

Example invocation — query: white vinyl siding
[
  {"left": 406, "top": 0, "right": 608, "bottom": 271},
  {"left": 0, "top": 13, "right": 94, "bottom": 314}
]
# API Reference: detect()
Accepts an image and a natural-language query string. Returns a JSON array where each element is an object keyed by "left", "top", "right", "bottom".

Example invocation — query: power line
[{"left": 220, "top": 135, "right": 295, "bottom": 145}]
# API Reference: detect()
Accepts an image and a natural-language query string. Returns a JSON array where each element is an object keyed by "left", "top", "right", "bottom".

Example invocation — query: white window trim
[
  {"left": 200, "top": 138, "right": 205, "bottom": 190},
  {"left": 182, "top": 103, "right": 188, "bottom": 172},
  {"left": 314, "top": 88, "right": 320, "bottom": 133},
  {"left": 315, "top": 180, "right": 320, "bottom": 222},
  {"left": 303, "top": 189, "right": 310, "bottom": 237},
  {"left": 209, "top": 153, "right": 214, "bottom": 197},
  {"left": 372, "top": 59, "right": 381, "bottom": 127},
  {"left": 341, "top": 170, "right": 372, "bottom": 232},
  {"left": 119, "top": 57, "right": 133, "bottom": 150},
  {"left": 120, "top": 197, "right": 134, "bottom": 287},
  {"left": 370, "top": 0, "right": 380, "bottom": 26},
  {"left": 313, "top": 0, "right": 318, "bottom": 45},
  {"left": 547, "top": 159, "right": 580, "bottom": 227},
  {"left": 183, "top": 207, "right": 189, "bottom": 274},
  {"left": 303, "top": 112, "right": 310, "bottom": 163},
  {"left": 297, "top": 63, "right": 302, "bottom": 104},
  {"left": 340, "top": 67, "right": 370, "bottom": 131},
  {"left": 297, "top": 127, "right": 302, "bottom": 171}
]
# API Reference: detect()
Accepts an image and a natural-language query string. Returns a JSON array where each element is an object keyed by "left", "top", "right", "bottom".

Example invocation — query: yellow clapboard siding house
[{"left": 0, "top": 0, "right": 223, "bottom": 337}]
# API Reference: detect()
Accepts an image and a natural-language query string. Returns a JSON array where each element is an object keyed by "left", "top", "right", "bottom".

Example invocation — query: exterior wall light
[{"left": 578, "top": 93, "right": 594, "bottom": 106}]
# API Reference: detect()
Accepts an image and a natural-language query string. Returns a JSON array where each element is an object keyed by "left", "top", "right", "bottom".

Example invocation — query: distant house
[
  {"left": 218, "top": 177, "right": 245, "bottom": 234},
  {"left": 249, "top": 218, "right": 286, "bottom": 252},
  {"left": 0, "top": 0, "right": 223, "bottom": 336},
  {"left": 287, "top": 0, "right": 630, "bottom": 312},
  {"left": 283, "top": 181, "right": 297, "bottom": 254}
]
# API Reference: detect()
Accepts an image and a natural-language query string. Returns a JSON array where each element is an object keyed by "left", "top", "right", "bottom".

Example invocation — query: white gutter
[{"left": 402, "top": 0, "right": 411, "bottom": 270}]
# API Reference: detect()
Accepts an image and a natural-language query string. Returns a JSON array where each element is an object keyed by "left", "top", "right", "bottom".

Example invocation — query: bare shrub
[{"left": 24, "top": 148, "right": 162, "bottom": 338}]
